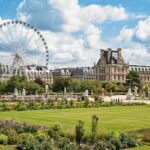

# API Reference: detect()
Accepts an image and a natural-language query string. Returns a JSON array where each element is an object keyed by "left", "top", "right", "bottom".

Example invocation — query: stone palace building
[
  {"left": 0, "top": 64, "right": 94, "bottom": 84},
  {"left": 0, "top": 64, "right": 53, "bottom": 84},
  {"left": 52, "top": 67, "right": 94, "bottom": 81},
  {"left": 0, "top": 48, "right": 150, "bottom": 83},
  {"left": 93, "top": 48, "right": 150, "bottom": 83}
]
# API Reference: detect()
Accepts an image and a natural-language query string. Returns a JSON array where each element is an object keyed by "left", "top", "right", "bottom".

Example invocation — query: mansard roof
[
  {"left": 129, "top": 65, "right": 150, "bottom": 72},
  {"left": 97, "top": 48, "right": 125, "bottom": 65}
]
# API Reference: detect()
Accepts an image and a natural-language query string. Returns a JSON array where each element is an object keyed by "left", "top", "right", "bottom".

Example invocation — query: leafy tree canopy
[
  {"left": 126, "top": 71, "right": 141, "bottom": 91},
  {"left": 0, "top": 75, "right": 44, "bottom": 95}
]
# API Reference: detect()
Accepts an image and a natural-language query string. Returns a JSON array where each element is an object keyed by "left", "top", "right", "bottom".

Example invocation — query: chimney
[
  {"left": 100, "top": 49, "right": 105, "bottom": 64},
  {"left": 100, "top": 49, "right": 104, "bottom": 58},
  {"left": 117, "top": 48, "right": 122, "bottom": 64},
  {"left": 107, "top": 48, "right": 112, "bottom": 64}
]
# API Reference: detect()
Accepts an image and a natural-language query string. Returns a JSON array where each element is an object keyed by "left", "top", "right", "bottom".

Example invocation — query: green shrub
[
  {"left": 81, "top": 144, "right": 93, "bottom": 150},
  {"left": 20, "top": 133, "right": 36, "bottom": 149},
  {"left": 96, "top": 132, "right": 109, "bottom": 141},
  {"left": 68, "top": 100, "right": 74, "bottom": 107},
  {"left": 94, "top": 141, "right": 107, "bottom": 150},
  {"left": 27, "top": 101, "right": 36, "bottom": 110},
  {"left": 119, "top": 133, "right": 138, "bottom": 148},
  {"left": 95, "top": 95, "right": 99, "bottom": 101},
  {"left": 19, "top": 132, "right": 55, "bottom": 150},
  {"left": 8, "top": 133, "right": 20, "bottom": 145},
  {"left": 84, "top": 99, "right": 89, "bottom": 107},
  {"left": 91, "top": 115, "right": 99, "bottom": 143},
  {"left": 126, "top": 136, "right": 138, "bottom": 147},
  {"left": 75, "top": 120, "right": 84, "bottom": 145},
  {"left": 1, "top": 128, "right": 19, "bottom": 144},
  {"left": 112, "top": 139, "right": 123, "bottom": 150},
  {"left": 52, "top": 123, "right": 61, "bottom": 132},
  {"left": 0, "top": 134, "right": 8, "bottom": 145},
  {"left": 56, "top": 137, "right": 70, "bottom": 149},
  {"left": 82, "top": 134, "right": 91, "bottom": 143},
  {"left": 35, "top": 139, "right": 55, "bottom": 150},
  {"left": 15, "top": 102, "right": 27, "bottom": 111},
  {"left": 36, "top": 130, "right": 47, "bottom": 143},
  {"left": 47, "top": 100, "right": 55, "bottom": 108},
  {"left": 107, "top": 143, "right": 116, "bottom": 150},
  {"left": 48, "top": 123, "right": 61, "bottom": 139},
  {"left": 40, "top": 102, "right": 47, "bottom": 110},
  {"left": 0, "top": 103, "right": 9, "bottom": 111},
  {"left": 63, "top": 143, "right": 78, "bottom": 150},
  {"left": 65, "top": 133, "right": 75, "bottom": 141}
]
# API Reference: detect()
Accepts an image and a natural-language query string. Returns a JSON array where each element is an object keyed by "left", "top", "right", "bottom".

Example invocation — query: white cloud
[
  {"left": 15, "top": 0, "right": 129, "bottom": 66},
  {"left": 17, "top": 0, "right": 128, "bottom": 33},
  {"left": 3, "top": 0, "right": 150, "bottom": 67},
  {"left": 84, "top": 24, "right": 108, "bottom": 49},
  {"left": 41, "top": 30, "right": 87, "bottom": 66},
  {"left": 51, "top": 53, "right": 74, "bottom": 64},
  {"left": 115, "top": 27, "right": 135, "bottom": 47},
  {"left": 49, "top": 1, "right": 128, "bottom": 32},
  {"left": 0, "top": 17, "right": 10, "bottom": 24},
  {"left": 122, "top": 46, "right": 150, "bottom": 65},
  {"left": 17, "top": 0, "right": 63, "bottom": 31},
  {"left": 135, "top": 17, "right": 150, "bottom": 41},
  {"left": 113, "top": 23, "right": 150, "bottom": 65}
]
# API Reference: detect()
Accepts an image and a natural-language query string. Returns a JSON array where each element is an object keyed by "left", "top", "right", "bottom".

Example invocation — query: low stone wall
[
  {"left": 0, "top": 94, "right": 82, "bottom": 102},
  {"left": 103, "top": 95, "right": 150, "bottom": 104}
]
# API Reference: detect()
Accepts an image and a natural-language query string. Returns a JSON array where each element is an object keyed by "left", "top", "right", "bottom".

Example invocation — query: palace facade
[
  {"left": 93, "top": 48, "right": 150, "bottom": 83},
  {"left": 0, "top": 64, "right": 94, "bottom": 84},
  {"left": 0, "top": 64, "right": 53, "bottom": 84},
  {"left": 1, "top": 48, "right": 150, "bottom": 83},
  {"left": 52, "top": 67, "right": 94, "bottom": 81}
]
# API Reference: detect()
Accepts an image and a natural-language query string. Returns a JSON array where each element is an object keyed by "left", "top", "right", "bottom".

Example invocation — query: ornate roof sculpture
[{"left": 97, "top": 48, "right": 125, "bottom": 65}]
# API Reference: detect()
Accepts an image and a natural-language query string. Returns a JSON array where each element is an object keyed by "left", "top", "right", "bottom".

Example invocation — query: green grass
[
  {"left": 0, "top": 106, "right": 149, "bottom": 133},
  {"left": 127, "top": 145, "right": 150, "bottom": 150},
  {"left": 0, "top": 145, "right": 15, "bottom": 150}
]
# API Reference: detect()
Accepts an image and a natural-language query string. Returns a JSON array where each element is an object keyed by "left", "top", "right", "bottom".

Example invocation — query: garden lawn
[
  {"left": 0, "top": 105, "right": 149, "bottom": 133},
  {"left": 0, "top": 145, "right": 15, "bottom": 150},
  {"left": 127, "top": 145, "right": 150, "bottom": 150}
]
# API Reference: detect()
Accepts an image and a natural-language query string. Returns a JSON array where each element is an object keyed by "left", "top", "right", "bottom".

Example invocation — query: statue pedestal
[
  {"left": 126, "top": 88, "right": 134, "bottom": 100},
  {"left": 126, "top": 94, "right": 134, "bottom": 100}
]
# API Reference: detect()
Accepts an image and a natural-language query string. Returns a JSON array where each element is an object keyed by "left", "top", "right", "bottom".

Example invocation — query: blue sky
[
  {"left": 0, "top": 0, "right": 20, "bottom": 18},
  {"left": 0, "top": 0, "right": 150, "bottom": 67},
  {"left": 1, "top": 0, "right": 150, "bottom": 23}
]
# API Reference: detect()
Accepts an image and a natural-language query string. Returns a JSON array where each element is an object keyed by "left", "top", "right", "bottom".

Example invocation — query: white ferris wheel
[{"left": 0, "top": 20, "right": 49, "bottom": 74}]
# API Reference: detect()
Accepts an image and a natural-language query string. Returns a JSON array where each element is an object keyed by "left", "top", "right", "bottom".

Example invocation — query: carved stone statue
[
  {"left": 127, "top": 87, "right": 132, "bottom": 95},
  {"left": 126, "top": 87, "right": 133, "bottom": 100},
  {"left": 22, "top": 89, "right": 26, "bottom": 97},
  {"left": 36, "top": 90, "right": 38, "bottom": 95},
  {"left": 14, "top": 88, "right": 18, "bottom": 97},
  {"left": 134, "top": 86, "right": 138, "bottom": 97},
  {"left": 63, "top": 87, "right": 67, "bottom": 101},
  {"left": 45, "top": 85, "right": 49, "bottom": 94},
  {"left": 64, "top": 87, "right": 67, "bottom": 94},
  {"left": 84, "top": 90, "right": 89, "bottom": 96},
  {"left": 18, "top": 90, "right": 21, "bottom": 96}
]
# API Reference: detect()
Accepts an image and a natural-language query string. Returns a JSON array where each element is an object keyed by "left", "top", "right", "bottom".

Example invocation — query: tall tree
[{"left": 126, "top": 71, "right": 141, "bottom": 91}]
